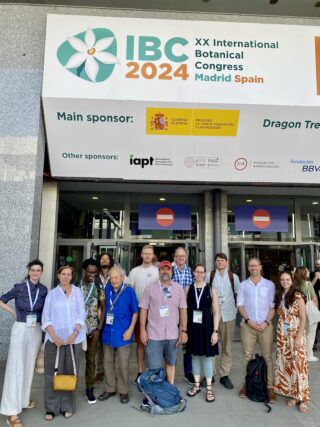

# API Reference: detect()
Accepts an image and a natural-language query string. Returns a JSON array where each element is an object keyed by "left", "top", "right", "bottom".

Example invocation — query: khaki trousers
[
  {"left": 240, "top": 321, "right": 274, "bottom": 388},
  {"left": 103, "top": 344, "right": 131, "bottom": 394},
  {"left": 219, "top": 319, "right": 236, "bottom": 377}
]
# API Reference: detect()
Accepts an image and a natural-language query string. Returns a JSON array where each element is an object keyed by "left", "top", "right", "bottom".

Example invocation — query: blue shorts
[{"left": 146, "top": 339, "right": 178, "bottom": 368}]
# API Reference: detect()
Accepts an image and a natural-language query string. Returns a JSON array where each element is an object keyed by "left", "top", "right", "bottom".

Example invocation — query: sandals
[
  {"left": 63, "top": 411, "right": 73, "bottom": 418},
  {"left": 44, "top": 412, "right": 54, "bottom": 421},
  {"left": 287, "top": 398, "right": 297, "bottom": 408},
  {"left": 206, "top": 385, "right": 215, "bottom": 402},
  {"left": 187, "top": 383, "right": 201, "bottom": 397},
  {"left": 6, "top": 417, "right": 23, "bottom": 427},
  {"left": 299, "top": 402, "right": 309, "bottom": 413},
  {"left": 25, "top": 400, "right": 36, "bottom": 409}
]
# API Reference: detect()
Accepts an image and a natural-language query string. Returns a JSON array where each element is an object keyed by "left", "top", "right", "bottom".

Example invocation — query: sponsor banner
[
  {"left": 235, "top": 206, "right": 288, "bottom": 232},
  {"left": 42, "top": 15, "right": 320, "bottom": 183},
  {"left": 146, "top": 108, "right": 240, "bottom": 136},
  {"left": 43, "top": 14, "right": 320, "bottom": 106},
  {"left": 138, "top": 204, "right": 191, "bottom": 230}
]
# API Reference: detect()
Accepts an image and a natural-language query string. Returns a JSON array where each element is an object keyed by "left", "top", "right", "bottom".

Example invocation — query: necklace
[{"left": 61, "top": 284, "right": 72, "bottom": 294}]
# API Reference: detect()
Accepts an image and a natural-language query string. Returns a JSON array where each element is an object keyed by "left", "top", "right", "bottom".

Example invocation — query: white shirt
[
  {"left": 42, "top": 285, "right": 86, "bottom": 343},
  {"left": 211, "top": 270, "right": 240, "bottom": 322},
  {"left": 128, "top": 264, "right": 159, "bottom": 302},
  {"left": 237, "top": 277, "right": 275, "bottom": 324}
]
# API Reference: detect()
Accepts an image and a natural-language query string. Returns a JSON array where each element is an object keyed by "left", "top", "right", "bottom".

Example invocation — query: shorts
[{"left": 146, "top": 339, "right": 178, "bottom": 368}]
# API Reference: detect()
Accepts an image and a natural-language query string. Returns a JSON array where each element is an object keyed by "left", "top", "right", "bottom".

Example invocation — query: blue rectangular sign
[
  {"left": 138, "top": 204, "right": 191, "bottom": 230},
  {"left": 235, "top": 206, "right": 288, "bottom": 232}
]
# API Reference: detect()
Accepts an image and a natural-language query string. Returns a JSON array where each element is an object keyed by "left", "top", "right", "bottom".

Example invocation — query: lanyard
[
  {"left": 108, "top": 284, "right": 126, "bottom": 312},
  {"left": 194, "top": 283, "right": 205, "bottom": 309},
  {"left": 159, "top": 281, "right": 171, "bottom": 303},
  {"left": 100, "top": 273, "right": 109, "bottom": 287},
  {"left": 176, "top": 267, "right": 186, "bottom": 285},
  {"left": 26, "top": 281, "right": 39, "bottom": 312},
  {"left": 81, "top": 280, "right": 95, "bottom": 305}
]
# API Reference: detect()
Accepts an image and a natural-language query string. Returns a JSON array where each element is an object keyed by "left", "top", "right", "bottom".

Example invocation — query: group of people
[{"left": 1, "top": 247, "right": 320, "bottom": 426}]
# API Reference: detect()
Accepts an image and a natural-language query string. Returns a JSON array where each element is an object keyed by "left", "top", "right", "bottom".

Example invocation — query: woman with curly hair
[{"left": 274, "top": 271, "right": 310, "bottom": 413}]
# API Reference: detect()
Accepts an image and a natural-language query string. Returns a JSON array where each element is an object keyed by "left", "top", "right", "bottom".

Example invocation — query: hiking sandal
[
  {"left": 299, "top": 402, "right": 309, "bottom": 413},
  {"left": 287, "top": 399, "right": 297, "bottom": 408},
  {"left": 206, "top": 385, "right": 215, "bottom": 402},
  {"left": 187, "top": 383, "right": 201, "bottom": 397}
]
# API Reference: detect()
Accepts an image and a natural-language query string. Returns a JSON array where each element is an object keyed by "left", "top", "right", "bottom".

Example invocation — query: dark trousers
[
  {"left": 44, "top": 341, "right": 81, "bottom": 415},
  {"left": 85, "top": 334, "right": 97, "bottom": 387}
]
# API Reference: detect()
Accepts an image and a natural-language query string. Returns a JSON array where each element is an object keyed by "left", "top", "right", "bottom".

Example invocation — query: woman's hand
[
  {"left": 294, "top": 334, "right": 302, "bottom": 350},
  {"left": 211, "top": 332, "right": 218, "bottom": 345},
  {"left": 66, "top": 331, "right": 78, "bottom": 345},
  {"left": 53, "top": 336, "right": 65, "bottom": 347}
]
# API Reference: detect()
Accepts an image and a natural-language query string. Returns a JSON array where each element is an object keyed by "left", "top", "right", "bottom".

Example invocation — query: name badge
[
  {"left": 106, "top": 313, "right": 114, "bottom": 325},
  {"left": 159, "top": 305, "right": 170, "bottom": 317},
  {"left": 193, "top": 310, "right": 203, "bottom": 324},
  {"left": 282, "top": 321, "right": 290, "bottom": 334},
  {"left": 26, "top": 314, "right": 37, "bottom": 328}
]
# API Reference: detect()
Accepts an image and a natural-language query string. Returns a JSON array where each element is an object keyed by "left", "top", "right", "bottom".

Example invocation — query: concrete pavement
[{"left": 1, "top": 342, "right": 320, "bottom": 427}]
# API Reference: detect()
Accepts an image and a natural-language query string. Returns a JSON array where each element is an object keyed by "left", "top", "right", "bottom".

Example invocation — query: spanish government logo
[
  {"left": 57, "top": 27, "right": 120, "bottom": 83},
  {"left": 149, "top": 113, "right": 169, "bottom": 131}
]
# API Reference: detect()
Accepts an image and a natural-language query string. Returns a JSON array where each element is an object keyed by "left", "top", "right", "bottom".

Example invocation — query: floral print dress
[{"left": 274, "top": 295, "right": 310, "bottom": 402}]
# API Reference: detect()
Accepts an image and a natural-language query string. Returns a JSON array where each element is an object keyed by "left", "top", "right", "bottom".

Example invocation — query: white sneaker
[{"left": 307, "top": 356, "right": 319, "bottom": 362}]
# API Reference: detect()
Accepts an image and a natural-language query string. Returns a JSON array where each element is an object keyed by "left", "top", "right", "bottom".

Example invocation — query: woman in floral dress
[{"left": 274, "top": 271, "right": 310, "bottom": 413}]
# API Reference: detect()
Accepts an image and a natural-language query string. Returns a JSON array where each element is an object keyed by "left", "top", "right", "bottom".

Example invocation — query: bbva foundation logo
[{"left": 57, "top": 27, "right": 120, "bottom": 83}]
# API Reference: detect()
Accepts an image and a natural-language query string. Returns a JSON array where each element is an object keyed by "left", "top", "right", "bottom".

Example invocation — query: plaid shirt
[{"left": 172, "top": 265, "right": 193, "bottom": 288}]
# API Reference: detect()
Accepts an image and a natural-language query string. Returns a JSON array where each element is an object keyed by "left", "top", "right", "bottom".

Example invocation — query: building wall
[{"left": 0, "top": 3, "right": 320, "bottom": 359}]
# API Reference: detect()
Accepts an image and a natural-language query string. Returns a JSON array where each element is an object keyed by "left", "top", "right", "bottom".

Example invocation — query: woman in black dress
[{"left": 186, "top": 264, "right": 220, "bottom": 402}]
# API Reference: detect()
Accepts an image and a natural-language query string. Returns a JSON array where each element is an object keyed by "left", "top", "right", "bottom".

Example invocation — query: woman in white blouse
[{"left": 42, "top": 266, "right": 86, "bottom": 421}]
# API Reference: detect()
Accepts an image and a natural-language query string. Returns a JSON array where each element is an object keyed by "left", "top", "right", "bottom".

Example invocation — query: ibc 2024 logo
[
  {"left": 57, "top": 26, "right": 189, "bottom": 83},
  {"left": 57, "top": 27, "right": 120, "bottom": 83}
]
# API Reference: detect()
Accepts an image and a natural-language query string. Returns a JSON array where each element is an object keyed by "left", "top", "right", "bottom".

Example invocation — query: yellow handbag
[{"left": 53, "top": 345, "right": 77, "bottom": 391}]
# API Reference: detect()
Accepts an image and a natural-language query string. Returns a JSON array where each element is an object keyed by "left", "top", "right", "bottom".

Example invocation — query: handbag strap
[{"left": 54, "top": 345, "right": 77, "bottom": 376}]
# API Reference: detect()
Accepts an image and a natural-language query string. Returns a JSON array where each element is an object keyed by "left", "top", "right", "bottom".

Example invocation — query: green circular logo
[{"left": 57, "top": 27, "right": 120, "bottom": 83}]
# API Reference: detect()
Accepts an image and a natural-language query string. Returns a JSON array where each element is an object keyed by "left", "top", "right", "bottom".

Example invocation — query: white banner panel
[{"left": 42, "top": 14, "right": 320, "bottom": 182}]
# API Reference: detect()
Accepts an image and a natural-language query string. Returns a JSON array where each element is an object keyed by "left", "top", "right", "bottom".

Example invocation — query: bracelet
[
  {"left": 73, "top": 328, "right": 79, "bottom": 335},
  {"left": 181, "top": 330, "right": 187, "bottom": 333},
  {"left": 244, "top": 318, "right": 250, "bottom": 323},
  {"left": 264, "top": 320, "right": 270, "bottom": 326},
  {"left": 213, "top": 330, "right": 219, "bottom": 334}
]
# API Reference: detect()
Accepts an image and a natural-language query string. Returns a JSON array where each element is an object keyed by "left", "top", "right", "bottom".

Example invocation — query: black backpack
[{"left": 246, "top": 354, "right": 271, "bottom": 413}]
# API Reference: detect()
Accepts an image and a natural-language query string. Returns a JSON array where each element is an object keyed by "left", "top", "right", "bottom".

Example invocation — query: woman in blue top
[
  {"left": 0, "top": 260, "right": 47, "bottom": 427},
  {"left": 98, "top": 266, "right": 138, "bottom": 404}
]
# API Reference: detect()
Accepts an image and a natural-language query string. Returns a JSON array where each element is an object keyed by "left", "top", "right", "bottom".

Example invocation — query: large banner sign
[
  {"left": 42, "top": 15, "right": 320, "bottom": 183},
  {"left": 235, "top": 206, "right": 288, "bottom": 232}
]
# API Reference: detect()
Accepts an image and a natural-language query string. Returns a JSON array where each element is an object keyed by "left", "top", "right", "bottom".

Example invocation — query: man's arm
[
  {"left": 139, "top": 308, "right": 148, "bottom": 345},
  {"left": 177, "top": 307, "right": 188, "bottom": 347}
]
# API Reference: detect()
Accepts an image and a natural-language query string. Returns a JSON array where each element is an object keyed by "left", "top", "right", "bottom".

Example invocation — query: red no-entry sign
[
  {"left": 156, "top": 207, "right": 175, "bottom": 227},
  {"left": 251, "top": 209, "right": 271, "bottom": 229}
]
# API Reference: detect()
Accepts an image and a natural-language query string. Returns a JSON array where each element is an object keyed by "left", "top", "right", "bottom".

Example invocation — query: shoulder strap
[
  {"left": 209, "top": 270, "right": 215, "bottom": 286},
  {"left": 228, "top": 271, "right": 237, "bottom": 305},
  {"left": 54, "top": 345, "right": 77, "bottom": 376}
]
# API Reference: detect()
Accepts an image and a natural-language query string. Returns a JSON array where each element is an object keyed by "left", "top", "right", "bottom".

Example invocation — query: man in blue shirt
[{"left": 98, "top": 266, "right": 138, "bottom": 404}]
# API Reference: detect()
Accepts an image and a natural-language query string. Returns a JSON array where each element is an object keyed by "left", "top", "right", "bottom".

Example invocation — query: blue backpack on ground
[{"left": 136, "top": 368, "right": 187, "bottom": 415}]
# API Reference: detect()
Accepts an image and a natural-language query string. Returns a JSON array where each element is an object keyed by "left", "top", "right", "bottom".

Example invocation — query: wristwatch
[
  {"left": 213, "top": 330, "right": 219, "bottom": 334},
  {"left": 264, "top": 320, "right": 270, "bottom": 326},
  {"left": 181, "top": 329, "right": 188, "bottom": 333},
  {"left": 244, "top": 318, "right": 250, "bottom": 323}
]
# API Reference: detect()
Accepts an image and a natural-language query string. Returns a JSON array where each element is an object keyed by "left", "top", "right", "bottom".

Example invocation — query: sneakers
[
  {"left": 86, "top": 387, "right": 97, "bottom": 404},
  {"left": 307, "top": 355, "right": 319, "bottom": 362},
  {"left": 184, "top": 373, "right": 195, "bottom": 384},
  {"left": 220, "top": 376, "right": 234, "bottom": 390}
]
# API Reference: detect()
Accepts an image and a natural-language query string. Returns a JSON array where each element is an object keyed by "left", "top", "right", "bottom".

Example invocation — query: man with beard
[{"left": 139, "top": 260, "right": 188, "bottom": 384}]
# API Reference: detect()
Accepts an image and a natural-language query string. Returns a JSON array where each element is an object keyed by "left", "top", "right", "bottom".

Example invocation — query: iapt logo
[{"left": 130, "top": 155, "right": 154, "bottom": 168}]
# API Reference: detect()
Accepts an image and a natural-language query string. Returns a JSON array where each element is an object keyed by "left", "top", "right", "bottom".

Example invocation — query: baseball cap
[{"left": 159, "top": 260, "right": 172, "bottom": 269}]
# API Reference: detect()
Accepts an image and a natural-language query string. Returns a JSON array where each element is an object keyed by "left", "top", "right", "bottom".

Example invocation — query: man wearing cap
[{"left": 139, "top": 260, "right": 188, "bottom": 384}]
